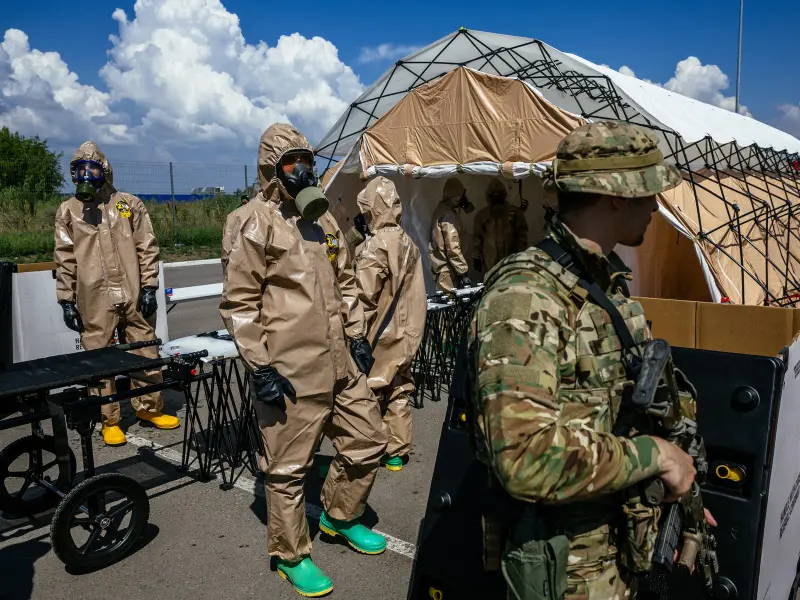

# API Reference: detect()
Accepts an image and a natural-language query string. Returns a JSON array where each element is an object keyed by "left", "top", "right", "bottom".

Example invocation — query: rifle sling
[{"left": 535, "top": 237, "right": 638, "bottom": 354}]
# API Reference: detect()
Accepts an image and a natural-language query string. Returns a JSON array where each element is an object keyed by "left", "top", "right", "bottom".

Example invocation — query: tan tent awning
[
  {"left": 359, "top": 67, "right": 586, "bottom": 172},
  {"left": 659, "top": 173, "right": 800, "bottom": 305}
]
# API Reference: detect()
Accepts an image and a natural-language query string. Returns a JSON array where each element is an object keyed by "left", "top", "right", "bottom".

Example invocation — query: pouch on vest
[
  {"left": 619, "top": 499, "right": 662, "bottom": 574},
  {"left": 501, "top": 516, "right": 569, "bottom": 600}
]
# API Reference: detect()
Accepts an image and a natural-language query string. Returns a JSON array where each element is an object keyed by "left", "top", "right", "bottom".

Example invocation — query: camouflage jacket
[{"left": 469, "top": 216, "right": 661, "bottom": 504}]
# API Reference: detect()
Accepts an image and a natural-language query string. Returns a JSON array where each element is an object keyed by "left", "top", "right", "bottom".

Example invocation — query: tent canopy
[
  {"left": 566, "top": 54, "right": 800, "bottom": 152},
  {"left": 316, "top": 29, "right": 800, "bottom": 174},
  {"left": 320, "top": 28, "right": 800, "bottom": 307},
  {"left": 348, "top": 67, "right": 586, "bottom": 179}
]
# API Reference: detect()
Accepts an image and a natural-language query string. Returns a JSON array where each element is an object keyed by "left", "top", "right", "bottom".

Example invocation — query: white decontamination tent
[{"left": 317, "top": 28, "right": 800, "bottom": 305}]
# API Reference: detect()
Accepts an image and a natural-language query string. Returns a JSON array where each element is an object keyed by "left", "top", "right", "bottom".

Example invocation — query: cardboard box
[{"left": 635, "top": 296, "right": 800, "bottom": 357}]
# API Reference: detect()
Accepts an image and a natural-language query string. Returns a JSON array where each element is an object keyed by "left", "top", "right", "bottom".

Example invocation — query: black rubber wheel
[
  {"left": 0, "top": 435, "right": 77, "bottom": 516},
  {"left": 50, "top": 472, "right": 149, "bottom": 569}
]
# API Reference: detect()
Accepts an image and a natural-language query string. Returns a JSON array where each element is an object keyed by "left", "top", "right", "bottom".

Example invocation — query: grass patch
[{"left": 0, "top": 193, "right": 240, "bottom": 264}]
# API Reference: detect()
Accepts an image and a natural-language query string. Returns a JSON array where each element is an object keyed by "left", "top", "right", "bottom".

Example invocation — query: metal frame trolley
[{"left": 0, "top": 340, "right": 206, "bottom": 569}]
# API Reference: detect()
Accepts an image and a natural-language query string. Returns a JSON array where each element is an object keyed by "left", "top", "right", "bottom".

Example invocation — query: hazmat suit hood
[
  {"left": 257, "top": 123, "right": 313, "bottom": 203},
  {"left": 70, "top": 141, "right": 114, "bottom": 190},
  {"left": 356, "top": 176, "right": 401, "bottom": 231},
  {"left": 442, "top": 177, "right": 466, "bottom": 209},
  {"left": 486, "top": 177, "right": 507, "bottom": 200}
]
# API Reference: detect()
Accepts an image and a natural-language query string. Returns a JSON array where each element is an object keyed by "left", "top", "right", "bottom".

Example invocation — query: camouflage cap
[{"left": 543, "top": 121, "right": 682, "bottom": 198}]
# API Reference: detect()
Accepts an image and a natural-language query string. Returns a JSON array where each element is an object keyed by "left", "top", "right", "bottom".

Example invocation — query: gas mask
[
  {"left": 457, "top": 193, "right": 475, "bottom": 214},
  {"left": 72, "top": 159, "right": 105, "bottom": 202},
  {"left": 489, "top": 191, "right": 507, "bottom": 218},
  {"left": 276, "top": 150, "right": 329, "bottom": 221},
  {"left": 344, "top": 212, "right": 370, "bottom": 248}
]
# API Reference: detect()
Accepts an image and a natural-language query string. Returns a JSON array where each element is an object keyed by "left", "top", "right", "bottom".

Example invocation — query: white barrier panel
[
  {"left": 757, "top": 336, "right": 800, "bottom": 600},
  {"left": 12, "top": 263, "right": 170, "bottom": 363},
  {"left": 166, "top": 283, "right": 223, "bottom": 303}
]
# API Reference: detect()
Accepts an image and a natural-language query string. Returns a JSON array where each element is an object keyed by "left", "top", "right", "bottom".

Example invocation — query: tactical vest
[
  {"left": 470, "top": 246, "right": 651, "bottom": 455},
  {"left": 467, "top": 244, "right": 659, "bottom": 577}
]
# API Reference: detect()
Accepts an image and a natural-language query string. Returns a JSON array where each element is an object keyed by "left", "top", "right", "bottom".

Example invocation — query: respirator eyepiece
[
  {"left": 72, "top": 159, "right": 106, "bottom": 202},
  {"left": 276, "top": 150, "right": 328, "bottom": 220}
]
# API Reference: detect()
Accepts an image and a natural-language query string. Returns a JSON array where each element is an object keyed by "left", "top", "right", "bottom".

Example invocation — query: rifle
[
  {"left": 532, "top": 237, "right": 719, "bottom": 593},
  {"left": 622, "top": 338, "right": 719, "bottom": 595}
]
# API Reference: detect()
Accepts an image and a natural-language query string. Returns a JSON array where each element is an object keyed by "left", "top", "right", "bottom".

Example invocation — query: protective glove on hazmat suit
[
  {"left": 353, "top": 177, "right": 426, "bottom": 470},
  {"left": 472, "top": 177, "right": 529, "bottom": 273},
  {"left": 219, "top": 123, "right": 388, "bottom": 588},
  {"left": 53, "top": 141, "right": 178, "bottom": 447},
  {"left": 428, "top": 177, "right": 473, "bottom": 292}
]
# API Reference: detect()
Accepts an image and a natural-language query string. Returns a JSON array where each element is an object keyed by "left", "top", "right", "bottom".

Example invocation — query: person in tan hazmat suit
[
  {"left": 219, "top": 123, "right": 389, "bottom": 598},
  {"left": 353, "top": 176, "right": 426, "bottom": 472},
  {"left": 54, "top": 142, "right": 179, "bottom": 447},
  {"left": 472, "top": 177, "right": 529, "bottom": 274},
  {"left": 428, "top": 177, "right": 474, "bottom": 292}
]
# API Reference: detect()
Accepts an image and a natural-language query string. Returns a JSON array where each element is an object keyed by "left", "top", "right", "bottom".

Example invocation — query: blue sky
[{"left": 1, "top": 0, "right": 798, "bottom": 179}]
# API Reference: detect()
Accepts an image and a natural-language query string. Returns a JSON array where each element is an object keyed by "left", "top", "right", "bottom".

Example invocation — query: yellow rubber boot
[
  {"left": 136, "top": 411, "right": 180, "bottom": 430},
  {"left": 102, "top": 425, "right": 127, "bottom": 446}
]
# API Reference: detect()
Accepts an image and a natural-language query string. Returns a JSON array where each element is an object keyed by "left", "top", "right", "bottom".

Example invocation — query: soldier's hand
[
  {"left": 60, "top": 301, "right": 84, "bottom": 333},
  {"left": 350, "top": 337, "right": 374, "bottom": 375},
  {"left": 674, "top": 509, "right": 718, "bottom": 572},
  {"left": 138, "top": 286, "right": 158, "bottom": 318},
  {"left": 704, "top": 508, "right": 717, "bottom": 527},
  {"left": 251, "top": 365, "right": 295, "bottom": 411},
  {"left": 653, "top": 437, "right": 696, "bottom": 502}
]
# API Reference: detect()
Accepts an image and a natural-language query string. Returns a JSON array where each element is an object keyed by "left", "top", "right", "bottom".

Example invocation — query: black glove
[
  {"left": 251, "top": 365, "right": 296, "bottom": 411},
  {"left": 350, "top": 337, "right": 374, "bottom": 375},
  {"left": 61, "top": 301, "right": 84, "bottom": 333},
  {"left": 473, "top": 258, "right": 483, "bottom": 272},
  {"left": 138, "top": 286, "right": 158, "bottom": 318},
  {"left": 459, "top": 274, "right": 473, "bottom": 288},
  {"left": 354, "top": 212, "right": 370, "bottom": 238}
]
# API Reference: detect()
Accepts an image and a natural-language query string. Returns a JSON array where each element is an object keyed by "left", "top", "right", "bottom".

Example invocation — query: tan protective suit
[
  {"left": 219, "top": 124, "right": 387, "bottom": 562},
  {"left": 428, "top": 178, "right": 469, "bottom": 292},
  {"left": 473, "top": 178, "right": 529, "bottom": 272},
  {"left": 354, "top": 177, "right": 426, "bottom": 459},
  {"left": 54, "top": 142, "right": 163, "bottom": 425}
]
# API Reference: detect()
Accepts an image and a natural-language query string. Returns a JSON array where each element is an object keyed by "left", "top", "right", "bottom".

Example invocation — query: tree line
[{"left": 0, "top": 127, "right": 64, "bottom": 214}]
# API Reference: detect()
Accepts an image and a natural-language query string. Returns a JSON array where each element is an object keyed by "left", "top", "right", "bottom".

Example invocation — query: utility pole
[{"left": 735, "top": 0, "right": 743, "bottom": 114}]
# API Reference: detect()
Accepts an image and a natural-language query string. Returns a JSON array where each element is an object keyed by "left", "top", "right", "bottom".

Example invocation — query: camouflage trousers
[
  {"left": 563, "top": 523, "right": 636, "bottom": 600},
  {"left": 503, "top": 515, "right": 636, "bottom": 600}
]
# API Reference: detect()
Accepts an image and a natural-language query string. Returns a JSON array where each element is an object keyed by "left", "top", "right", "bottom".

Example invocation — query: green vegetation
[
  {"left": 0, "top": 194, "right": 239, "bottom": 264},
  {"left": 0, "top": 128, "right": 240, "bottom": 264}
]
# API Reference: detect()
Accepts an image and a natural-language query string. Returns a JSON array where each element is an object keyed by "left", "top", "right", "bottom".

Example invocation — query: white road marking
[
  {"left": 164, "top": 258, "right": 221, "bottom": 268},
  {"left": 124, "top": 433, "right": 417, "bottom": 560}
]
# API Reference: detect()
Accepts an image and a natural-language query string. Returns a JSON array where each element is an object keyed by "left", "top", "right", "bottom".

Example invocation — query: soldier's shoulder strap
[{"left": 535, "top": 237, "right": 638, "bottom": 356}]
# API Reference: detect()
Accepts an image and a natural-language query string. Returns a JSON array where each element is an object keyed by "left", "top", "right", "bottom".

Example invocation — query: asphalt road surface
[{"left": 0, "top": 261, "right": 449, "bottom": 600}]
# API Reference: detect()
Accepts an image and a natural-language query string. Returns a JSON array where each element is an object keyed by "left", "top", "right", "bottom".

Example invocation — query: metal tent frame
[{"left": 315, "top": 28, "right": 800, "bottom": 306}]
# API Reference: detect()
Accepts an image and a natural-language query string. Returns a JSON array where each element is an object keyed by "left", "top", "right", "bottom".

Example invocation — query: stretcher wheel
[
  {"left": 50, "top": 472, "right": 149, "bottom": 569},
  {"left": 0, "top": 435, "right": 77, "bottom": 516}
]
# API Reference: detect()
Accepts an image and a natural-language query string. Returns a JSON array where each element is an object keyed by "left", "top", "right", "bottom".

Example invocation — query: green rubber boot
[
  {"left": 319, "top": 511, "right": 386, "bottom": 555},
  {"left": 380, "top": 454, "right": 403, "bottom": 472},
  {"left": 276, "top": 557, "right": 333, "bottom": 597}
]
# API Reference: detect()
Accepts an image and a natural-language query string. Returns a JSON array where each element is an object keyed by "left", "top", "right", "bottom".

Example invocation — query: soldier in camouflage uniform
[{"left": 469, "top": 121, "right": 714, "bottom": 600}]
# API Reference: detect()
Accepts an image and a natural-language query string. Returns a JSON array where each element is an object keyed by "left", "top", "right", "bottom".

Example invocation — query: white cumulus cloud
[
  {"left": 0, "top": 29, "right": 132, "bottom": 146},
  {"left": 614, "top": 57, "right": 751, "bottom": 116},
  {"left": 779, "top": 103, "right": 800, "bottom": 137},
  {"left": 0, "top": 0, "right": 365, "bottom": 163},
  {"left": 357, "top": 43, "right": 420, "bottom": 64}
]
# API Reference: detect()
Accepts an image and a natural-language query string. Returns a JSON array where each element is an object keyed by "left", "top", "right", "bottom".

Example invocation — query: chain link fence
[{"left": 0, "top": 155, "right": 257, "bottom": 261}]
